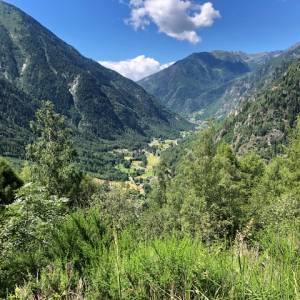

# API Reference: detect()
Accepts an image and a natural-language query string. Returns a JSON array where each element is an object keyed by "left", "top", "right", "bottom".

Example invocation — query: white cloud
[
  {"left": 127, "top": 0, "right": 220, "bottom": 44},
  {"left": 99, "top": 55, "right": 174, "bottom": 81}
]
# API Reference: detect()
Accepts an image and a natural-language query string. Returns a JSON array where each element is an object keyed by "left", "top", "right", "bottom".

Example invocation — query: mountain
[
  {"left": 0, "top": 1, "right": 191, "bottom": 159},
  {"left": 139, "top": 48, "right": 297, "bottom": 121},
  {"left": 221, "top": 57, "right": 300, "bottom": 158},
  {"left": 139, "top": 51, "right": 251, "bottom": 116},
  {"left": 211, "top": 43, "right": 300, "bottom": 123},
  {"left": 238, "top": 51, "right": 283, "bottom": 70}
]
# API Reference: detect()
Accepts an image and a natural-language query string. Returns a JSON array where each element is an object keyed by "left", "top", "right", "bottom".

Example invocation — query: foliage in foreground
[
  {"left": 1, "top": 106, "right": 300, "bottom": 299},
  {"left": 7, "top": 219, "right": 300, "bottom": 300}
]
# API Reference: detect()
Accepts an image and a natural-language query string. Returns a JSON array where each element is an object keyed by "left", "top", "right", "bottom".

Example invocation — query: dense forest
[{"left": 0, "top": 101, "right": 299, "bottom": 299}]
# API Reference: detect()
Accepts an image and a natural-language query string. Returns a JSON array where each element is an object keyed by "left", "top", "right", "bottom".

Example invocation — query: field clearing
[
  {"left": 95, "top": 137, "right": 180, "bottom": 193},
  {"left": 93, "top": 177, "right": 143, "bottom": 193},
  {"left": 140, "top": 152, "right": 159, "bottom": 178}
]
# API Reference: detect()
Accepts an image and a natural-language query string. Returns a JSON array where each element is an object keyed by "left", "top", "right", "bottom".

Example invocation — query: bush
[
  {"left": 0, "top": 183, "right": 67, "bottom": 296},
  {"left": 0, "top": 158, "right": 23, "bottom": 205},
  {"left": 122, "top": 236, "right": 233, "bottom": 299}
]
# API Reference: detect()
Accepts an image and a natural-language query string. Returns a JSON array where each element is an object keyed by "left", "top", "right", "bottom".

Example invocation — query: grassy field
[{"left": 142, "top": 153, "right": 159, "bottom": 178}]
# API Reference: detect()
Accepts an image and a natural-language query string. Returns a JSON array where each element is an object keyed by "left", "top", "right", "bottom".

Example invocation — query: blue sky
[{"left": 4, "top": 0, "right": 300, "bottom": 80}]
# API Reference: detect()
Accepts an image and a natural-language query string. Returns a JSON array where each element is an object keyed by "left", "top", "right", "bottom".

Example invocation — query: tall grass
[{"left": 10, "top": 214, "right": 299, "bottom": 299}]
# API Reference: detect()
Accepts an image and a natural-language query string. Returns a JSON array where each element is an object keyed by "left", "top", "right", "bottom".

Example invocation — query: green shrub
[{"left": 0, "top": 158, "right": 23, "bottom": 205}]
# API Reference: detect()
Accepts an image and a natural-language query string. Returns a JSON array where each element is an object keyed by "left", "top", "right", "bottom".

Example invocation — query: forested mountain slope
[
  {"left": 0, "top": 1, "right": 191, "bottom": 158},
  {"left": 0, "top": 78, "right": 34, "bottom": 157},
  {"left": 221, "top": 58, "right": 300, "bottom": 157}
]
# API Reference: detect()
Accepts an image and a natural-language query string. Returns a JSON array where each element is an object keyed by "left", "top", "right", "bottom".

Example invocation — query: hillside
[
  {"left": 0, "top": 1, "right": 191, "bottom": 159},
  {"left": 221, "top": 58, "right": 300, "bottom": 157}
]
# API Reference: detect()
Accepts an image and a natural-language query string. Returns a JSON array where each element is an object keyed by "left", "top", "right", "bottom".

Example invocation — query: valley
[
  {"left": 0, "top": 1, "right": 300, "bottom": 299},
  {"left": 93, "top": 137, "right": 179, "bottom": 194}
]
